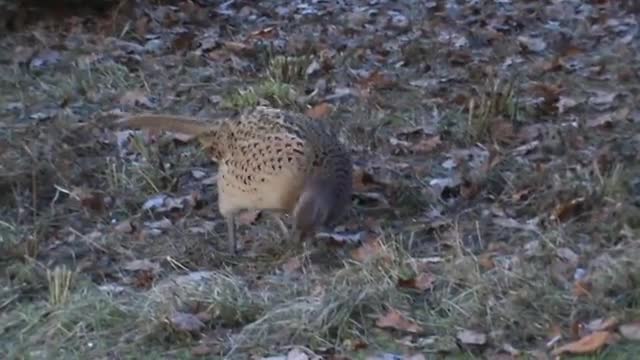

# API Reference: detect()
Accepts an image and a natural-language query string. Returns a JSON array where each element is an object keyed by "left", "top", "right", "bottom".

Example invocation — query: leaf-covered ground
[{"left": 2, "top": 0, "right": 640, "bottom": 359}]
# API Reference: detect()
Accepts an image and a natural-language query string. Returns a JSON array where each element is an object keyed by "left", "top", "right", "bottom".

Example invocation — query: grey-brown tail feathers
[{"left": 114, "top": 114, "right": 215, "bottom": 136}]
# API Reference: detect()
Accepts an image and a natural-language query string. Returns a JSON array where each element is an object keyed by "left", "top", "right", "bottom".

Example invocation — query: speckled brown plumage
[{"left": 115, "top": 106, "right": 353, "bottom": 253}]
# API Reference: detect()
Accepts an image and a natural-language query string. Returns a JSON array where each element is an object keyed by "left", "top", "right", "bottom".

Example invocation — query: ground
[{"left": 1, "top": 0, "right": 640, "bottom": 359}]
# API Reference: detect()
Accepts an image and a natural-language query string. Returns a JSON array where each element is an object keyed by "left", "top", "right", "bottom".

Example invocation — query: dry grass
[
  {"left": 1, "top": 235, "right": 411, "bottom": 358},
  {"left": 47, "top": 265, "right": 74, "bottom": 307},
  {"left": 2, "top": 1, "right": 640, "bottom": 359},
  {"left": 267, "top": 55, "right": 313, "bottom": 84},
  {"left": 3, "top": 224, "right": 639, "bottom": 358},
  {"left": 222, "top": 79, "right": 298, "bottom": 110},
  {"left": 466, "top": 77, "right": 519, "bottom": 144}
]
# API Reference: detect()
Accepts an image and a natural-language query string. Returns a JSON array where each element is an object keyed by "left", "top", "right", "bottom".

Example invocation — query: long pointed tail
[{"left": 114, "top": 114, "right": 216, "bottom": 136}]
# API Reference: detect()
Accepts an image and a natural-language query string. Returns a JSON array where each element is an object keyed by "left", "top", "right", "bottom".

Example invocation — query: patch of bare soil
[{"left": 2, "top": 0, "right": 640, "bottom": 359}]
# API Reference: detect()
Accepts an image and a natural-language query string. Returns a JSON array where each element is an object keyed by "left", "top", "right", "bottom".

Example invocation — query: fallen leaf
[
  {"left": 237, "top": 209, "right": 261, "bottom": 225},
  {"left": 145, "top": 218, "right": 174, "bottom": 230},
  {"left": 557, "top": 96, "right": 580, "bottom": 114},
  {"left": 305, "top": 103, "right": 333, "bottom": 119},
  {"left": 588, "top": 113, "right": 613, "bottom": 128},
  {"left": 353, "top": 191, "right": 390, "bottom": 208},
  {"left": 518, "top": 36, "right": 547, "bottom": 53},
  {"left": 114, "top": 220, "right": 134, "bottom": 234},
  {"left": 528, "top": 82, "right": 563, "bottom": 101},
  {"left": 305, "top": 59, "right": 321, "bottom": 76},
  {"left": 29, "top": 49, "right": 62, "bottom": 70},
  {"left": 511, "top": 188, "right": 533, "bottom": 202},
  {"left": 457, "top": 329, "right": 487, "bottom": 345},
  {"left": 586, "top": 107, "right": 630, "bottom": 128},
  {"left": 282, "top": 256, "right": 302, "bottom": 274},
  {"left": 398, "top": 272, "right": 436, "bottom": 291},
  {"left": 412, "top": 272, "right": 436, "bottom": 291},
  {"left": 249, "top": 27, "right": 279, "bottom": 40},
  {"left": 191, "top": 343, "right": 212, "bottom": 356},
  {"left": 535, "top": 56, "right": 562, "bottom": 73},
  {"left": 191, "top": 170, "right": 207, "bottom": 179},
  {"left": 502, "top": 343, "right": 521, "bottom": 356},
  {"left": 478, "top": 253, "right": 495, "bottom": 270},
  {"left": 448, "top": 50, "right": 473, "bottom": 66},
  {"left": 29, "top": 111, "right": 56, "bottom": 121},
  {"left": 195, "top": 311, "right": 213, "bottom": 323},
  {"left": 406, "top": 354, "right": 426, "bottom": 360},
  {"left": 352, "top": 167, "right": 381, "bottom": 192},
  {"left": 588, "top": 91, "right": 618, "bottom": 107},
  {"left": 345, "top": 8, "right": 370, "bottom": 28},
  {"left": 585, "top": 317, "right": 619, "bottom": 332},
  {"left": 188, "top": 221, "right": 217, "bottom": 234},
  {"left": 134, "top": 16, "right": 150, "bottom": 37},
  {"left": 223, "top": 41, "right": 255, "bottom": 56},
  {"left": 286, "top": 348, "right": 308, "bottom": 360},
  {"left": 5, "top": 101, "right": 24, "bottom": 111},
  {"left": 619, "top": 321, "right": 640, "bottom": 340},
  {"left": 409, "top": 78, "right": 437, "bottom": 88},
  {"left": 547, "top": 323, "right": 563, "bottom": 348},
  {"left": 413, "top": 257, "right": 445, "bottom": 269},
  {"left": 375, "top": 308, "right": 423, "bottom": 333},
  {"left": 70, "top": 186, "right": 106, "bottom": 213},
  {"left": 170, "top": 131, "right": 199, "bottom": 142},
  {"left": 169, "top": 312, "right": 206, "bottom": 332},
  {"left": 120, "top": 90, "right": 155, "bottom": 108},
  {"left": 172, "top": 31, "right": 196, "bottom": 52},
  {"left": 528, "top": 350, "right": 550, "bottom": 360},
  {"left": 410, "top": 135, "right": 442, "bottom": 154},
  {"left": 123, "top": 259, "right": 161, "bottom": 273},
  {"left": 552, "top": 331, "right": 611, "bottom": 356},
  {"left": 133, "top": 269, "right": 155, "bottom": 289},
  {"left": 389, "top": 136, "right": 412, "bottom": 149},
  {"left": 317, "top": 230, "right": 365, "bottom": 246},
  {"left": 202, "top": 175, "right": 217, "bottom": 185},
  {"left": 387, "top": 11, "right": 410, "bottom": 30},
  {"left": 13, "top": 45, "right": 37, "bottom": 66},
  {"left": 490, "top": 120, "right": 515, "bottom": 144},
  {"left": 560, "top": 43, "right": 584, "bottom": 57},
  {"left": 142, "top": 193, "right": 197, "bottom": 212},
  {"left": 357, "top": 70, "right": 396, "bottom": 91},
  {"left": 486, "top": 354, "right": 517, "bottom": 360},
  {"left": 324, "top": 87, "right": 360, "bottom": 102},
  {"left": 351, "top": 235, "right": 389, "bottom": 263},
  {"left": 556, "top": 247, "right": 580, "bottom": 266},
  {"left": 550, "top": 197, "right": 586, "bottom": 222},
  {"left": 343, "top": 338, "right": 368, "bottom": 351},
  {"left": 460, "top": 179, "right": 482, "bottom": 200},
  {"left": 98, "top": 284, "right": 127, "bottom": 295},
  {"left": 396, "top": 125, "right": 437, "bottom": 137},
  {"left": 573, "top": 279, "right": 592, "bottom": 298}
]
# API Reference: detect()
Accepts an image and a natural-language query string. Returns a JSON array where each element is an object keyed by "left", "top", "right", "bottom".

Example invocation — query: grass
[
  {"left": 576, "top": 343, "right": 640, "bottom": 360},
  {"left": 47, "top": 265, "right": 74, "bottom": 307},
  {"left": 2, "top": 0, "right": 640, "bottom": 359},
  {"left": 114, "top": 132, "right": 174, "bottom": 193},
  {"left": 221, "top": 54, "right": 312, "bottom": 111},
  {"left": 2, "top": 204, "right": 640, "bottom": 358},
  {"left": 436, "top": 77, "right": 520, "bottom": 146},
  {"left": 0, "top": 219, "right": 20, "bottom": 249},
  {"left": 0, "top": 235, "right": 412, "bottom": 358},
  {"left": 222, "top": 78, "right": 298, "bottom": 110},
  {"left": 466, "top": 77, "right": 519, "bottom": 144},
  {"left": 266, "top": 55, "right": 313, "bottom": 84},
  {"left": 1, "top": 283, "right": 149, "bottom": 359},
  {"left": 4, "top": 225, "right": 638, "bottom": 358}
]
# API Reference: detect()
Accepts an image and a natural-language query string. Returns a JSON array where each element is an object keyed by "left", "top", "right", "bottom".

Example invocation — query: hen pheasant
[{"left": 115, "top": 106, "right": 353, "bottom": 253}]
